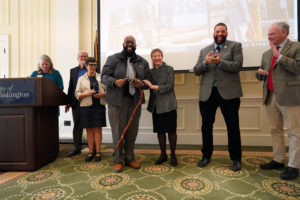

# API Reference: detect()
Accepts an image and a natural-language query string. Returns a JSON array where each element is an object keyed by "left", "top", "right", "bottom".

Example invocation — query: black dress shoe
[
  {"left": 231, "top": 160, "right": 241, "bottom": 171},
  {"left": 280, "top": 167, "right": 299, "bottom": 180},
  {"left": 67, "top": 149, "right": 81, "bottom": 157},
  {"left": 197, "top": 157, "right": 210, "bottom": 167},
  {"left": 170, "top": 156, "right": 177, "bottom": 167},
  {"left": 260, "top": 160, "right": 285, "bottom": 170},
  {"left": 155, "top": 154, "right": 168, "bottom": 165},
  {"left": 85, "top": 153, "right": 94, "bottom": 162},
  {"left": 95, "top": 152, "right": 101, "bottom": 162}
]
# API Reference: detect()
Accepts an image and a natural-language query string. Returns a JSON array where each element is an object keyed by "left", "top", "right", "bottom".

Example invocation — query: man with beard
[
  {"left": 101, "top": 35, "right": 151, "bottom": 172},
  {"left": 65, "top": 51, "right": 88, "bottom": 157},
  {"left": 194, "top": 23, "right": 243, "bottom": 171}
]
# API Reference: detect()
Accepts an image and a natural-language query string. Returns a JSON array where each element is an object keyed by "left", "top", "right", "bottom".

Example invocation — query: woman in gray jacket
[{"left": 144, "top": 49, "right": 178, "bottom": 166}]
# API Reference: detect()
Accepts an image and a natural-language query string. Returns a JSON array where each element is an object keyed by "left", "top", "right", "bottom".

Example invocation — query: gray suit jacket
[
  {"left": 194, "top": 40, "right": 243, "bottom": 101},
  {"left": 256, "top": 39, "right": 300, "bottom": 106}
]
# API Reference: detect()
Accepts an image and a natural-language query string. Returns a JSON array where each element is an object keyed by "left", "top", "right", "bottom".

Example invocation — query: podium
[{"left": 0, "top": 78, "right": 67, "bottom": 171}]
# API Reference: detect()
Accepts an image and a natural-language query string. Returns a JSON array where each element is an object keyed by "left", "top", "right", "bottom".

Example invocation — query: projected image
[{"left": 100, "top": 0, "right": 297, "bottom": 70}]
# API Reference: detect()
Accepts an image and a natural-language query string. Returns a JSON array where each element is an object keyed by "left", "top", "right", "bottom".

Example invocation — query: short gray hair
[
  {"left": 273, "top": 21, "right": 289, "bottom": 36},
  {"left": 77, "top": 51, "right": 88, "bottom": 57}
]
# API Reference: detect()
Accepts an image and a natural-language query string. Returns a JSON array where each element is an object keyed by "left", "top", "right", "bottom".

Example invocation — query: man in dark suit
[
  {"left": 256, "top": 22, "right": 300, "bottom": 180},
  {"left": 194, "top": 23, "right": 243, "bottom": 171},
  {"left": 65, "top": 51, "right": 88, "bottom": 157}
]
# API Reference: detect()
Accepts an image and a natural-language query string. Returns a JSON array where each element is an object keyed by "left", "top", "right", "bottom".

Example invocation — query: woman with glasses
[{"left": 75, "top": 57, "right": 106, "bottom": 162}]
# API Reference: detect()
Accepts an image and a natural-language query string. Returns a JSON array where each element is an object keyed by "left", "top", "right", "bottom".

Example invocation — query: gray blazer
[
  {"left": 101, "top": 51, "right": 151, "bottom": 107},
  {"left": 147, "top": 64, "right": 177, "bottom": 114},
  {"left": 256, "top": 39, "right": 300, "bottom": 106},
  {"left": 194, "top": 40, "right": 243, "bottom": 101}
]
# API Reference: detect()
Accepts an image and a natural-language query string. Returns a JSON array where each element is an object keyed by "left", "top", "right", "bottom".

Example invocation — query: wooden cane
[{"left": 112, "top": 87, "right": 143, "bottom": 156}]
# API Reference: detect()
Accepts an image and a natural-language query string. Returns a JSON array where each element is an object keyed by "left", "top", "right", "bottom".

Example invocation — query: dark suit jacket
[
  {"left": 101, "top": 51, "right": 151, "bottom": 107},
  {"left": 67, "top": 66, "right": 81, "bottom": 108},
  {"left": 194, "top": 40, "right": 243, "bottom": 101},
  {"left": 256, "top": 39, "right": 300, "bottom": 106}
]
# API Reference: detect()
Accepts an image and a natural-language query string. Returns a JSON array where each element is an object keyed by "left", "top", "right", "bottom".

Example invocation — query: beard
[
  {"left": 79, "top": 60, "right": 86, "bottom": 67},
  {"left": 214, "top": 35, "right": 227, "bottom": 45},
  {"left": 123, "top": 45, "right": 136, "bottom": 57}
]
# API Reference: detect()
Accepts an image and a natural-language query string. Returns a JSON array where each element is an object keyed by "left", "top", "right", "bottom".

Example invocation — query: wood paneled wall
[{"left": 0, "top": 0, "right": 55, "bottom": 78}]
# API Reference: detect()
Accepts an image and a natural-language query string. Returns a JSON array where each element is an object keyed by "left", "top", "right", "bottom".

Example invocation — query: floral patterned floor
[{"left": 0, "top": 151, "right": 299, "bottom": 200}]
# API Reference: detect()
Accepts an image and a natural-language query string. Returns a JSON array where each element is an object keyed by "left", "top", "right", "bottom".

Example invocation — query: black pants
[
  {"left": 199, "top": 87, "right": 241, "bottom": 161},
  {"left": 72, "top": 104, "right": 83, "bottom": 150}
]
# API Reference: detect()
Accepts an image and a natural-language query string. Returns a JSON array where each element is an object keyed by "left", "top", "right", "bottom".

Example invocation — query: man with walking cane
[{"left": 101, "top": 35, "right": 151, "bottom": 172}]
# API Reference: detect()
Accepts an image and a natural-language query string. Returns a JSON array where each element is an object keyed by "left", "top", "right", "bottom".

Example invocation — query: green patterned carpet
[{"left": 0, "top": 153, "right": 299, "bottom": 200}]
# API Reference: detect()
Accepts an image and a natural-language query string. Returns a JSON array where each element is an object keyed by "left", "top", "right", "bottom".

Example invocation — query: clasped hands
[
  {"left": 204, "top": 51, "right": 221, "bottom": 65},
  {"left": 114, "top": 78, "right": 144, "bottom": 88},
  {"left": 86, "top": 89, "right": 105, "bottom": 99}
]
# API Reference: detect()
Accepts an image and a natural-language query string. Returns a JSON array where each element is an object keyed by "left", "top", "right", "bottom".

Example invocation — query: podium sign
[
  {"left": 0, "top": 78, "right": 67, "bottom": 171},
  {"left": 0, "top": 79, "right": 35, "bottom": 104}
]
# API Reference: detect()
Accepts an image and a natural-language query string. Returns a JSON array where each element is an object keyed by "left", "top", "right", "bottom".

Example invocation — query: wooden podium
[{"left": 0, "top": 78, "right": 67, "bottom": 171}]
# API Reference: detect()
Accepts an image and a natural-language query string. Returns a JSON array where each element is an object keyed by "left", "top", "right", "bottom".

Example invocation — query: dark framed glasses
[{"left": 88, "top": 64, "right": 97, "bottom": 67}]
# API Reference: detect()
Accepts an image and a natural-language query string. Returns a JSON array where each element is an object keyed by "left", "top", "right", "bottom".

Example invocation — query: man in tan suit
[
  {"left": 194, "top": 23, "right": 243, "bottom": 171},
  {"left": 257, "top": 21, "right": 300, "bottom": 180}
]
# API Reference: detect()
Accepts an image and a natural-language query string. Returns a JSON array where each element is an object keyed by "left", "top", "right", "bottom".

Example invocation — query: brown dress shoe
[
  {"left": 126, "top": 161, "right": 141, "bottom": 169},
  {"left": 113, "top": 164, "right": 123, "bottom": 172}
]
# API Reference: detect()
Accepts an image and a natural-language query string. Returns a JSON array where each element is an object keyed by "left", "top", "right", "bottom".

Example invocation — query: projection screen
[{"left": 100, "top": 0, "right": 298, "bottom": 71}]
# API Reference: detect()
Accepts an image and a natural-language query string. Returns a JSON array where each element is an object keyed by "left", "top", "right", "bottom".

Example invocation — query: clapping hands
[{"left": 204, "top": 51, "right": 221, "bottom": 65}]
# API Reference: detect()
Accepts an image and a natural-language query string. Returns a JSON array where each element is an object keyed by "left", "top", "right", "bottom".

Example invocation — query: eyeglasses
[{"left": 88, "top": 64, "right": 97, "bottom": 67}]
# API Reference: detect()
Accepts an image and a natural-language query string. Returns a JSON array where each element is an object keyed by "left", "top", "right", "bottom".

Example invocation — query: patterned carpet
[{"left": 0, "top": 150, "right": 299, "bottom": 200}]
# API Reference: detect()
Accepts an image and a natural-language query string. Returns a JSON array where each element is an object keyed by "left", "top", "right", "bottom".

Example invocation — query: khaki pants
[
  {"left": 108, "top": 97, "right": 141, "bottom": 164},
  {"left": 265, "top": 92, "right": 300, "bottom": 168}
]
